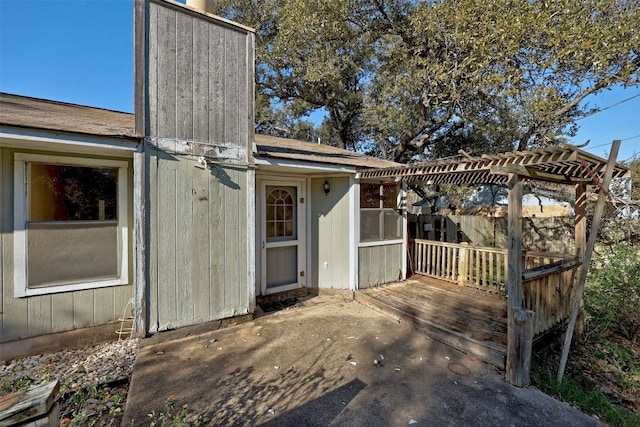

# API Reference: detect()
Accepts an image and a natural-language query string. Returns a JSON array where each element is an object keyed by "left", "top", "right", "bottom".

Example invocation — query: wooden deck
[{"left": 355, "top": 275, "right": 508, "bottom": 369}]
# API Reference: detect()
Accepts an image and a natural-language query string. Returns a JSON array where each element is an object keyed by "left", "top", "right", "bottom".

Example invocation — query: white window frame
[
  {"left": 358, "top": 181, "right": 404, "bottom": 247},
  {"left": 14, "top": 153, "right": 129, "bottom": 297}
]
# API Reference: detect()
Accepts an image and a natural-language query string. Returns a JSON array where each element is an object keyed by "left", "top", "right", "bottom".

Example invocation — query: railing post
[
  {"left": 507, "top": 308, "right": 535, "bottom": 387},
  {"left": 458, "top": 242, "right": 468, "bottom": 286}
]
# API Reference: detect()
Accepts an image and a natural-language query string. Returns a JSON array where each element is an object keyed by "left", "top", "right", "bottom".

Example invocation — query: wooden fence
[
  {"left": 411, "top": 214, "right": 575, "bottom": 253},
  {"left": 411, "top": 239, "right": 579, "bottom": 336}
]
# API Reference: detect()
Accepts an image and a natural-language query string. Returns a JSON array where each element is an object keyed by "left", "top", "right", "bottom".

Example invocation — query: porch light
[{"left": 323, "top": 180, "right": 330, "bottom": 195}]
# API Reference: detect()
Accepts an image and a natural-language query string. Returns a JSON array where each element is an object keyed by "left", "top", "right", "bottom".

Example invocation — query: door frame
[{"left": 259, "top": 177, "right": 307, "bottom": 295}]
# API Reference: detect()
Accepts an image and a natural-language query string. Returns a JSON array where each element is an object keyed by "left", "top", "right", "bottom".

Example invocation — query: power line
[
  {"left": 575, "top": 93, "right": 640, "bottom": 121},
  {"left": 621, "top": 133, "right": 640, "bottom": 142},
  {"left": 583, "top": 139, "right": 639, "bottom": 162}
]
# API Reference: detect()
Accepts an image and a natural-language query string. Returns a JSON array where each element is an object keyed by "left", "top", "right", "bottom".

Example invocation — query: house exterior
[
  {"left": 0, "top": 93, "right": 138, "bottom": 350},
  {"left": 254, "top": 134, "right": 403, "bottom": 297},
  {"left": 0, "top": 0, "right": 406, "bottom": 357}
]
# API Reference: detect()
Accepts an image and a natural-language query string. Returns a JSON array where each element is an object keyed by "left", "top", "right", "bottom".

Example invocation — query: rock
[{"left": 599, "top": 386, "right": 613, "bottom": 395}]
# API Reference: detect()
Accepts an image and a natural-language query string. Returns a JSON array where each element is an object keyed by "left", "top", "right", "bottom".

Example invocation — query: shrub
[{"left": 586, "top": 242, "right": 640, "bottom": 343}]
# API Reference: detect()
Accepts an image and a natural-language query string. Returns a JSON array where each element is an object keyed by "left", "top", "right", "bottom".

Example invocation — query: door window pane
[{"left": 266, "top": 186, "right": 297, "bottom": 241}]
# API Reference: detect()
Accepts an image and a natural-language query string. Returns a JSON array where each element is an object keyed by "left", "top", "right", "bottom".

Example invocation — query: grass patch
[{"left": 532, "top": 360, "right": 639, "bottom": 427}]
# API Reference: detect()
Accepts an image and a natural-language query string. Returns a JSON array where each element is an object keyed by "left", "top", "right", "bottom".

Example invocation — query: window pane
[
  {"left": 383, "top": 209, "right": 402, "bottom": 240},
  {"left": 29, "top": 164, "right": 117, "bottom": 221},
  {"left": 360, "top": 182, "right": 380, "bottom": 208},
  {"left": 265, "top": 186, "right": 297, "bottom": 242},
  {"left": 382, "top": 184, "right": 399, "bottom": 209},
  {"left": 360, "top": 210, "right": 381, "bottom": 242},
  {"left": 27, "top": 222, "right": 118, "bottom": 287}
]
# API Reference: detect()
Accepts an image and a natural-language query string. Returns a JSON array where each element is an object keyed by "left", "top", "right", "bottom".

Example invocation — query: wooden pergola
[{"left": 357, "top": 143, "right": 630, "bottom": 386}]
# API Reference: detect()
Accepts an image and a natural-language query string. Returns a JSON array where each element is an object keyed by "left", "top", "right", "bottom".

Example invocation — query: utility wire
[
  {"left": 583, "top": 139, "right": 639, "bottom": 162},
  {"left": 575, "top": 93, "right": 640, "bottom": 121}
]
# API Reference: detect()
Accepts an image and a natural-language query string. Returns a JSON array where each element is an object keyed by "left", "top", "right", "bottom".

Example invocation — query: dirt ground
[{"left": 122, "top": 294, "right": 602, "bottom": 426}]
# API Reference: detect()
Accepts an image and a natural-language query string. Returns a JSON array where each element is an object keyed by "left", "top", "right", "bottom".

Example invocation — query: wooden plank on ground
[
  {"left": 0, "top": 391, "right": 25, "bottom": 412},
  {"left": 0, "top": 380, "right": 58, "bottom": 426}
]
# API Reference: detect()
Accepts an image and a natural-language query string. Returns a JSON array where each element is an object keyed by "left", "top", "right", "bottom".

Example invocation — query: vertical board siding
[
  {"left": 157, "top": 163, "right": 178, "bottom": 327},
  {"left": 51, "top": 293, "right": 73, "bottom": 333},
  {"left": 156, "top": 8, "right": 177, "bottom": 138},
  {"left": 148, "top": 153, "right": 249, "bottom": 332},
  {"left": 192, "top": 17, "right": 210, "bottom": 143},
  {"left": 209, "top": 165, "right": 225, "bottom": 319},
  {"left": 311, "top": 177, "right": 350, "bottom": 290},
  {"left": 176, "top": 12, "right": 194, "bottom": 142},
  {"left": 176, "top": 169, "right": 194, "bottom": 324},
  {"left": 146, "top": 1, "right": 254, "bottom": 332},
  {"left": 192, "top": 167, "right": 211, "bottom": 322},
  {"left": 148, "top": 3, "right": 159, "bottom": 136},
  {"left": 358, "top": 244, "right": 403, "bottom": 288},
  {"left": 1, "top": 148, "right": 133, "bottom": 343},
  {"left": 224, "top": 31, "right": 240, "bottom": 145},
  {"left": 149, "top": 1, "right": 252, "bottom": 152},
  {"left": 209, "top": 23, "right": 225, "bottom": 144}
]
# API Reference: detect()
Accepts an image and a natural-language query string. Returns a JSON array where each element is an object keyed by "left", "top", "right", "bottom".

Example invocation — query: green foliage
[
  {"left": 207, "top": 0, "right": 639, "bottom": 162},
  {"left": 145, "top": 395, "right": 207, "bottom": 427},
  {"left": 58, "top": 381, "right": 129, "bottom": 427},
  {"left": 532, "top": 362, "right": 640, "bottom": 427},
  {"left": 0, "top": 376, "right": 33, "bottom": 395},
  {"left": 586, "top": 242, "right": 640, "bottom": 343}
]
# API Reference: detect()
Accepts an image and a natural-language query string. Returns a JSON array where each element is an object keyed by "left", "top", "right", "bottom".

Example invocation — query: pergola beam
[
  {"left": 490, "top": 165, "right": 590, "bottom": 185},
  {"left": 357, "top": 144, "right": 629, "bottom": 186}
]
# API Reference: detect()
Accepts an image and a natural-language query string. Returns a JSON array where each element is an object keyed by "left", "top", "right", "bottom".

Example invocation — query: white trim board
[
  {"left": 13, "top": 153, "right": 130, "bottom": 297},
  {"left": 1, "top": 128, "right": 138, "bottom": 157},
  {"left": 255, "top": 157, "right": 357, "bottom": 174}
]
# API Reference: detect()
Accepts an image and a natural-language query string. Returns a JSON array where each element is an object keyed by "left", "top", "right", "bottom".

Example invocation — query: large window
[
  {"left": 360, "top": 182, "right": 403, "bottom": 242},
  {"left": 14, "top": 154, "right": 129, "bottom": 297}
]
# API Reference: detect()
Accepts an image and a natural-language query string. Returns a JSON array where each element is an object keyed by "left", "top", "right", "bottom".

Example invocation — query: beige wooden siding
[
  {"left": 147, "top": 0, "right": 253, "bottom": 156},
  {"left": 358, "top": 244, "right": 403, "bottom": 288},
  {"left": 147, "top": 149, "right": 249, "bottom": 332},
  {"left": 310, "top": 177, "right": 350, "bottom": 290},
  {"left": 0, "top": 148, "right": 134, "bottom": 343}
]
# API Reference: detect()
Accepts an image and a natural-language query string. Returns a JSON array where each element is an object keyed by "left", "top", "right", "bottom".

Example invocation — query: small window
[
  {"left": 14, "top": 154, "right": 129, "bottom": 297},
  {"left": 360, "top": 182, "right": 403, "bottom": 242},
  {"left": 265, "top": 186, "right": 296, "bottom": 241}
]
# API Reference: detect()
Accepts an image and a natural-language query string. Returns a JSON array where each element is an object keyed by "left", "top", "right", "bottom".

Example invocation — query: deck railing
[
  {"left": 522, "top": 259, "right": 580, "bottom": 336},
  {"left": 412, "top": 239, "right": 508, "bottom": 293},
  {"left": 411, "top": 239, "right": 581, "bottom": 336}
]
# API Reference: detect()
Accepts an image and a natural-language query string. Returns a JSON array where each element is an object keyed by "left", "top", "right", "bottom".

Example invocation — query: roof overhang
[
  {"left": 0, "top": 126, "right": 139, "bottom": 157},
  {"left": 255, "top": 157, "right": 358, "bottom": 175}
]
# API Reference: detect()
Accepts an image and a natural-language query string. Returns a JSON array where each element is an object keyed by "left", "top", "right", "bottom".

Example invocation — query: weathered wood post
[
  {"left": 574, "top": 182, "right": 587, "bottom": 334},
  {"left": 557, "top": 140, "right": 620, "bottom": 383},
  {"left": 506, "top": 172, "right": 534, "bottom": 387},
  {"left": 507, "top": 308, "right": 535, "bottom": 387},
  {"left": 458, "top": 242, "right": 469, "bottom": 286}
]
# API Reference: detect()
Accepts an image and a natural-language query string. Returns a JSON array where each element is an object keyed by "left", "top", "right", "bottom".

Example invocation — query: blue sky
[{"left": 1, "top": 0, "right": 638, "bottom": 162}]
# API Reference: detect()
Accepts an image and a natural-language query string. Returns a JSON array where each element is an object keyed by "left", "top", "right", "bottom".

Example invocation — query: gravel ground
[{"left": 1, "top": 339, "right": 138, "bottom": 393}]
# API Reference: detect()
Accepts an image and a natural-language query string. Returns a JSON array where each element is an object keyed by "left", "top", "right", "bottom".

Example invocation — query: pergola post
[
  {"left": 506, "top": 173, "right": 534, "bottom": 387},
  {"left": 573, "top": 183, "right": 587, "bottom": 334},
  {"left": 575, "top": 183, "right": 587, "bottom": 261}
]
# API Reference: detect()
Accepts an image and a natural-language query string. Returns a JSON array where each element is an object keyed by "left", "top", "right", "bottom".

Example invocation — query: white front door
[{"left": 260, "top": 180, "right": 306, "bottom": 295}]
